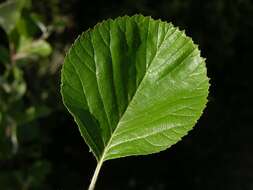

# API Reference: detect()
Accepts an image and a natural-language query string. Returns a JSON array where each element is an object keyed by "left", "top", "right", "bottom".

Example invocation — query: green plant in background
[
  {"left": 0, "top": 0, "right": 52, "bottom": 156},
  {"left": 61, "top": 15, "right": 209, "bottom": 190},
  {"left": 0, "top": 0, "right": 68, "bottom": 189}
]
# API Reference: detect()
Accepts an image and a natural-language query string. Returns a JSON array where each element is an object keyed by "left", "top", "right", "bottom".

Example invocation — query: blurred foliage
[{"left": 0, "top": 0, "right": 70, "bottom": 189}]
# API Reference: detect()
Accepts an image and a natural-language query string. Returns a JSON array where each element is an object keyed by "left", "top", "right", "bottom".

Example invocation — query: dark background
[{"left": 1, "top": 0, "right": 253, "bottom": 190}]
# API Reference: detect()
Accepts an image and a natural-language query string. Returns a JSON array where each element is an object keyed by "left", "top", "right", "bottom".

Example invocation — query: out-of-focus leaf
[
  {"left": 51, "top": 16, "right": 69, "bottom": 34},
  {"left": 0, "top": 0, "right": 20, "bottom": 33},
  {"left": 15, "top": 14, "right": 41, "bottom": 38},
  {"left": 6, "top": 67, "right": 27, "bottom": 99},
  {"left": 16, "top": 39, "right": 52, "bottom": 59},
  {"left": 30, "top": 13, "right": 48, "bottom": 36},
  {"left": 0, "top": 0, "right": 26, "bottom": 34}
]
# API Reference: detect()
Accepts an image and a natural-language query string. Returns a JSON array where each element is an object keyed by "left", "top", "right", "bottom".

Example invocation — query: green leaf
[
  {"left": 0, "top": 0, "right": 26, "bottom": 34},
  {"left": 16, "top": 39, "right": 52, "bottom": 59},
  {"left": 61, "top": 14, "right": 209, "bottom": 178},
  {"left": 15, "top": 13, "right": 41, "bottom": 38}
]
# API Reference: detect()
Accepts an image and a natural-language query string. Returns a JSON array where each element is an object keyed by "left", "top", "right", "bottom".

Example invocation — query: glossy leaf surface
[{"left": 61, "top": 15, "right": 209, "bottom": 162}]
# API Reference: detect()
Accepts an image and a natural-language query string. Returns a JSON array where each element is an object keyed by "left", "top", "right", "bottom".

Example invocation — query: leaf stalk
[{"left": 88, "top": 159, "right": 104, "bottom": 190}]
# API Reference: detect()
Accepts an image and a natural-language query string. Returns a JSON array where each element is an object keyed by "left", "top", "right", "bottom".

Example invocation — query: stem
[{"left": 88, "top": 160, "right": 104, "bottom": 190}]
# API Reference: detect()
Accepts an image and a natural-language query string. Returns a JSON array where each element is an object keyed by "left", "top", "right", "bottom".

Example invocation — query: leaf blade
[{"left": 61, "top": 15, "right": 209, "bottom": 162}]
